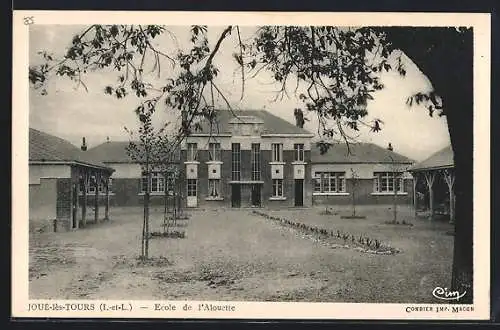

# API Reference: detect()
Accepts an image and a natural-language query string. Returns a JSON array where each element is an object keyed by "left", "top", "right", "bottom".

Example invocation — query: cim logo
[{"left": 432, "top": 287, "right": 467, "bottom": 301}]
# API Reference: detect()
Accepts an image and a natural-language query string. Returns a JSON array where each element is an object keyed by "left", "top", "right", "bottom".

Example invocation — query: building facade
[
  {"left": 310, "top": 143, "right": 415, "bottom": 206},
  {"left": 29, "top": 128, "right": 114, "bottom": 232},
  {"left": 180, "top": 111, "right": 315, "bottom": 208},
  {"left": 85, "top": 110, "right": 315, "bottom": 209}
]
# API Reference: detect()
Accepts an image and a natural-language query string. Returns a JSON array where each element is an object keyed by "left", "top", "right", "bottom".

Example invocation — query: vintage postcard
[{"left": 12, "top": 11, "right": 491, "bottom": 319}]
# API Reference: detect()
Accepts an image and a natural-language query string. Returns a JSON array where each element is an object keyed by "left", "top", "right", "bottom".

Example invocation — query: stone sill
[
  {"left": 371, "top": 192, "right": 408, "bottom": 196},
  {"left": 313, "top": 192, "right": 349, "bottom": 196},
  {"left": 184, "top": 161, "right": 200, "bottom": 165},
  {"left": 269, "top": 196, "right": 287, "bottom": 201},
  {"left": 291, "top": 161, "right": 307, "bottom": 165},
  {"left": 206, "top": 161, "right": 223, "bottom": 165},
  {"left": 205, "top": 197, "right": 224, "bottom": 201},
  {"left": 79, "top": 193, "right": 115, "bottom": 196},
  {"left": 138, "top": 192, "right": 169, "bottom": 196},
  {"left": 269, "top": 161, "right": 286, "bottom": 165}
]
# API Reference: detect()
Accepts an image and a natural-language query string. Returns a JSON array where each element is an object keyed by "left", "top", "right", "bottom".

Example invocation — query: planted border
[{"left": 252, "top": 210, "right": 400, "bottom": 255}]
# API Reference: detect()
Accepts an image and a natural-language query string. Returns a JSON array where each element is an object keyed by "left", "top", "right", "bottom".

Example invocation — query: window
[
  {"left": 294, "top": 144, "right": 304, "bottom": 162},
  {"left": 272, "top": 179, "right": 284, "bottom": 197},
  {"left": 187, "top": 179, "right": 197, "bottom": 197},
  {"left": 373, "top": 172, "right": 404, "bottom": 193},
  {"left": 231, "top": 143, "right": 241, "bottom": 181},
  {"left": 208, "top": 142, "right": 221, "bottom": 161},
  {"left": 314, "top": 172, "right": 346, "bottom": 193},
  {"left": 140, "top": 172, "right": 166, "bottom": 193},
  {"left": 187, "top": 143, "right": 198, "bottom": 161},
  {"left": 208, "top": 179, "right": 221, "bottom": 198},
  {"left": 251, "top": 143, "right": 261, "bottom": 180},
  {"left": 272, "top": 143, "right": 283, "bottom": 162}
]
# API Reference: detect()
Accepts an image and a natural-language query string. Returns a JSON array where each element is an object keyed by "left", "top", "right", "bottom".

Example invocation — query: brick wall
[
  {"left": 189, "top": 148, "right": 313, "bottom": 209},
  {"left": 29, "top": 178, "right": 58, "bottom": 232},
  {"left": 55, "top": 178, "right": 73, "bottom": 232}
]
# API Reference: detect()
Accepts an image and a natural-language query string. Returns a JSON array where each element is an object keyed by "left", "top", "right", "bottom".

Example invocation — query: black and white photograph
[{"left": 12, "top": 11, "right": 490, "bottom": 319}]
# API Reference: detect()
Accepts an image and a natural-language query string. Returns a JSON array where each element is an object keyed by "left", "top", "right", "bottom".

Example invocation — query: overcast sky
[{"left": 29, "top": 25, "right": 451, "bottom": 162}]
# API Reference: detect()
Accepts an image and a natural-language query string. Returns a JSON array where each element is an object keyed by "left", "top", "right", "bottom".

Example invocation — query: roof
[
  {"left": 410, "top": 145, "right": 454, "bottom": 171},
  {"left": 193, "top": 109, "right": 313, "bottom": 136},
  {"left": 311, "top": 142, "right": 414, "bottom": 164},
  {"left": 85, "top": 141, "right": 133, "bottom": 163},
  {"left": 85, "top": 141, "right": 181, "bottom": 163},
  {"left": 29, "top": 128, "right": 113, "bottom": 171}
]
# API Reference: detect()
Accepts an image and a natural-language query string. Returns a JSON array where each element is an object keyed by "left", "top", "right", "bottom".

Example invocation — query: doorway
[
  {"left": 251, "top": 184, "right": 261, "bottom": 207},
  {"left": 294, "top": 179, "right": 304, "bottom": 207},
  {"left": 231, "top": 184, "right": 241, "bottom": 208},
  {"left": 186, "top": 179, "right": 198, "bottom": 208}
]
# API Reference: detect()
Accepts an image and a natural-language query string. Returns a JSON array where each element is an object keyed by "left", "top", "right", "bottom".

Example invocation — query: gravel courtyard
[{"left": 29, "top": 206, "right": 454, "bottom": 303}]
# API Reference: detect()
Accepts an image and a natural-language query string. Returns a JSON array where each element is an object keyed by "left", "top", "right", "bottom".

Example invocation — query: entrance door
[
  {"left": 72, "top": 183, "right": 78, "bottom": 228},
  {"left": 251, "top": 184, "right": 261, "bottom": 207},
  {"left": 231, "top": 184, "right": 241, "bottom": 208},
  {"left": 187, "top": 179, "right": 198, "bottom": 208},
  {"left": 294, "top": 179, "right": 304, "bottom": 207}
]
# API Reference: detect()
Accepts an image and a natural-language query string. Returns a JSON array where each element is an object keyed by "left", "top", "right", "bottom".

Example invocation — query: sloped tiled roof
[
  {"left": 311, "top": 142, "right": 414, "bottom": 164},
  {"left": 193, "top": 109, "right": 313, "bottom": 136},
  {"left": 85, "top": 141, "right": 133, "bottom": 163},
  {"left": 410, "top": 145, "right": 454, "bottom": 171},
  {"left": 29, "top": 128, "right": 113, "bottom": 171}
]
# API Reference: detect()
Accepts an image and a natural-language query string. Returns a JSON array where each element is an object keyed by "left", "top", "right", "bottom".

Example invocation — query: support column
[
  {"left": 412, "top": 173, "right": 418, "bottom": 217},
  {"left": 443, "top": 169, "right": 456, "bottom": 224},
  {"left": 424, "top": 171, "right": 436, "bottom": 220},
  {"left": 104, "top": 175, "right": 110, "bottom": 221},
  {"left": 81, "top": 170, "right": 88, "bottom": 228},
  {"left": 94, "top": 171, "right": 100, "bottom": 224}
]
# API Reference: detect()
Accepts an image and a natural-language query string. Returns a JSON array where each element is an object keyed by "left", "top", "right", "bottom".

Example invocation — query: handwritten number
[{"left": 23, "top": 16, "right": 34, "bottom": 25}]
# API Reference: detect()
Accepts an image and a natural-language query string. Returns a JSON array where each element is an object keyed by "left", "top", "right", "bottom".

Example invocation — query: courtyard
[{"left": 29, "top": 205, "right": 453, "bottom": 303}]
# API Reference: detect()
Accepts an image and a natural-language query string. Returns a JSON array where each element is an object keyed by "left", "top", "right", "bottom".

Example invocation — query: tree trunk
[
  {"left": 384, "top": 26, "right": 474, "bottom": 304},
  {"left": 81, "top": 171, "right": 87, "bottom": 228},
  {"left": 447, "top": 95, "right": 474, "bottom": 304},
  {"left": 105, "top": 176, "right": 110, "bottom": 221},
  {"left": 393, "top": 176, "right": 397, "bottom": 223},
  {"left": 413, "top": 175, "right": 418, "bottom": 217},
  {"left": 144, "top": 170, "right": 151, "bottom": 259},
  {"left": 94, "top": 172, "right": 99, "bottom": 224}
]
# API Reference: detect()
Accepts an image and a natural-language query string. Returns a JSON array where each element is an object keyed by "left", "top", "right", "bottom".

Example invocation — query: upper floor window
[
  {"left": 208, "top": 142, "right": 221, "bottom": 161},
  {"left": 231, "top": 143, "right": 241, "bottom": 181},
  {"left": 187, "top": 143, "right": 198, "bottom": 161},
  {"left": 373, "top": 172, "right": 404, "bottom": 193},
  {"left": 251, "top": 143, "right": 261, "bottom": 181},
  {"left": 272, "top": 143, "right": 283, "bottom": 162},
  {"left": 294, "top": 143, "right": 304, "bottom": 162}
]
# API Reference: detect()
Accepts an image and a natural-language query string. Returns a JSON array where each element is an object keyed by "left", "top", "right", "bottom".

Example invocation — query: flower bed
[
  {"left": 252, "top": 210, "right": 400, "bottom": 255},
  {"left": 150, "top": 230, "right": 186, "bottom": 239}
]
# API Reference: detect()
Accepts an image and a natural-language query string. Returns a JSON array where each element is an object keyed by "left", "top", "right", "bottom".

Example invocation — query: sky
[{"left": 29, "top": 25, "right": 451, "bottom": 162}]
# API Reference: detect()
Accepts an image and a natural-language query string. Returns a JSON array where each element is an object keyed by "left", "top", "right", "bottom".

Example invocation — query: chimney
[
  {"left": 294, "top": 108, "right": 305, "bottom": 128},
  {"left": 81, "top": 137, "right": 87, "bottom": 151},
  {"left": 387, "top": 142, "right": 393, "bottom": 151}
]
